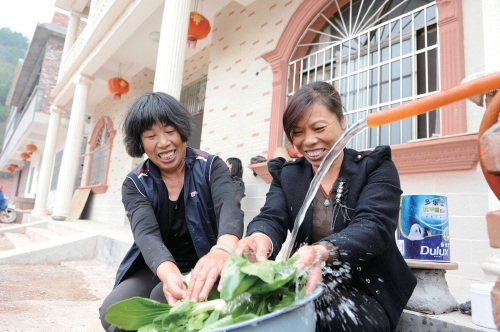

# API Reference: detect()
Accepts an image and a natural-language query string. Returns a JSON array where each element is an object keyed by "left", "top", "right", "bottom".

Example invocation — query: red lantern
[
  {"left": 26, "top": 144, "right": 37, "bottom": 155},
  {"left": 9, "top": 164, "right": 18, "bottom": 169},
  {"left": 7, "top": 166, "right": 14, "bottom": 173},
  {"left": 107, "top": 77, "right": 130, "bottom": 100},
  {"left": 20, "top": 152, "right": 30, "bottom": 161},
  {"left": 187, "top": 11, "right": 211, "bottom": 48}
]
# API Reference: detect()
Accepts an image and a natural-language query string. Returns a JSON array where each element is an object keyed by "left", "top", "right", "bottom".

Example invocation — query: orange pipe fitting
[{"left": 479, "top": 91, "right": 500, "bottom": 200}]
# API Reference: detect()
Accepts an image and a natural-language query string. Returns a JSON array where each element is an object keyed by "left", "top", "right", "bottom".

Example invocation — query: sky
[{"left": 0, "top": 0, "right": 60, "bottom": 40}]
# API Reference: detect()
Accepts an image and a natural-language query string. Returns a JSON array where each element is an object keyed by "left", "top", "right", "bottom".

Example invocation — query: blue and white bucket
[{"left": 396, "top": 194, "right": 450, "bottom": 261}]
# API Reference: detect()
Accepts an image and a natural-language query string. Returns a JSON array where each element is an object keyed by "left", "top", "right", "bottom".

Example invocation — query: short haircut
[
  {"left": 283, "top": 81, "right": 344, "bottom": 143},
  {"left": 226, "top": 157, "right": 243, "bottom": 178},
  {"left": 122, "top": 92, "right": 194, "bottom": 157}
]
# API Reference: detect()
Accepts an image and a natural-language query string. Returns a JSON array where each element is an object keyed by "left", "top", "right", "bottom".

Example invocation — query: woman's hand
[
  {"left": 186, "top": 248, "right": 229, "bottom": 302},
  {"left": 234, "top": 234, "right": 272, "bottom": 262},
  {"left": 156, "top": 261, "right": 186, "bottom": 305},
  {"left": 293, "top": 244, "right": 328, "bottom": 296}
]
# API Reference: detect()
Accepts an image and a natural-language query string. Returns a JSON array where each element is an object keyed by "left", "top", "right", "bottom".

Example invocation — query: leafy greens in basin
[{"left": 105, "top": 254, "right": 307, "bottom": 331}]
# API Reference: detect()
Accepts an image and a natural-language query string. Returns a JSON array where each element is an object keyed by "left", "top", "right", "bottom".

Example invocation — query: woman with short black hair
[
  {"left": 99, "top": 92, "right": 244, "bottom": 332},
  {"left": 226, "top": 157, "right": 245, "bottom": 200}
]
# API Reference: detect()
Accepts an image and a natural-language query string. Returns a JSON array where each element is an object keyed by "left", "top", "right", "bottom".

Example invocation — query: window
[
  {"left": 89, "top": 126, "right": 109, "bottom": 185},
  {"left": 50, "top": 150, "right": 63, "bottom": 190},
  {"left": 180, "top": 77, "right": 207, "bottom": 115},
  {"left": 288, "top": 0, "right": 438, "bottom": 150},
  {"left": 27, "top": 167, "right": 34, "bottom": 194},
  {"left": 84, "top": 116, "right": 116, "bottom": 194},
  {"left": 18, "top": 161, "right": 30, "bottom": 196}
]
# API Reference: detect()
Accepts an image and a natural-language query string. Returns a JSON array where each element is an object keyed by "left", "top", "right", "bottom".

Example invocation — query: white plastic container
[{"left": 470, "top": 283, "right": 496, "bottom": 329}]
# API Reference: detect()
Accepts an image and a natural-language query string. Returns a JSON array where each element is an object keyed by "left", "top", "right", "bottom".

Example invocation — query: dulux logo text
[{"left": 420, "top": 246, "right": 449, "bottom": 256}]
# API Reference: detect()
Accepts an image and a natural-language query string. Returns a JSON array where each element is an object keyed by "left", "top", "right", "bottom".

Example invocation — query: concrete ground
[
  {"left": 0, "top": 217, "right": 497, "bottom": 332},
  {"left": 0, "top": 259, "right": 116, "bottom": 332}
]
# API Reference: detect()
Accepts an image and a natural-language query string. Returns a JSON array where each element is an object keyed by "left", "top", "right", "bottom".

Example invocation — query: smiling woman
[
  {"left": 236, "top": 81, "right": 417, "bottom": 332},
  {"left": 99, "top": 92, "right": 244, "bottom": 332}
]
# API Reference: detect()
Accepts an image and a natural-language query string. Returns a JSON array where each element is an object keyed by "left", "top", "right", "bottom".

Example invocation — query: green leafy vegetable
[
  {"left": 105, "top": 297, "right": 172, "bottom": 330},
  {"left": 105, "top": 255, "right": 307, "bottom": 331}
]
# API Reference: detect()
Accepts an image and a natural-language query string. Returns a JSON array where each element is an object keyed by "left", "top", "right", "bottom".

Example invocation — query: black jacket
[
  {"left": 246, "top": 146, "right": 416, "bottom": 330},
  {"left": 231, "top": 176, "right": 245, "bottom": 199},
  {"left": 114, "top": 148, "right": 244, "bottom": 287}
]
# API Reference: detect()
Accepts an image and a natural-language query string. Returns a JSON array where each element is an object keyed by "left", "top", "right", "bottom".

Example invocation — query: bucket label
[{"left": 397, "top": 195, "right": 450, "bottom": 261}]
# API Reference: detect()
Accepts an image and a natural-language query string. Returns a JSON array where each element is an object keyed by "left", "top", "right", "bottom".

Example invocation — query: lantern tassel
[{"left": 187, "top": 36, "right": 198, "bottom": 48}]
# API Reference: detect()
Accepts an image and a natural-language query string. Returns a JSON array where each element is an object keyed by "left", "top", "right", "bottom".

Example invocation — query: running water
[{"left": 282, "top": 118, "right": 368, "bottom": 260}]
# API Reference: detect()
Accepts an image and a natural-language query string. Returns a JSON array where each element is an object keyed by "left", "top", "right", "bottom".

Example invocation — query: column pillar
[
  {"left": 32, "top": 105, "right": 64, "bottom": 216},
  {"left": 436, "top": 0, "right": 467, "bottom": 136},
  {"left": 89, "top": 0, "right": 99, "bottom": 19},
  {"left": 153, "top": 1, "right": 189, "bottom": 98},
  {"left": 62, "top": 10, "right": 81, "bottom": 61},
  {"left": 52, "top": 74, "right": 93, "bottom": 221}
]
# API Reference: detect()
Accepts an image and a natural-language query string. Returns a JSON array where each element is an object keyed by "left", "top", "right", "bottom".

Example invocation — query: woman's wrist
[
  {"left": 250, "top": 232, "right": 273, "bottom": 257},
  {"left": 210, "top": 244, "right": 234, "bottom": 255},
  {"left": 156, "top": 260, "right": 181, "bottom": 279},
  {"left": 312, "top": 241, "right": 339, "bottom": 265},
  {"left": 313, "top": 244, "right": 329, "bottom": 262}
]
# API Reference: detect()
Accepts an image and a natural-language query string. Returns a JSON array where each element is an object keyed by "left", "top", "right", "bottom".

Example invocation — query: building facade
[{"left": 1, "top": 0, "right": 499, "bottom": 281}]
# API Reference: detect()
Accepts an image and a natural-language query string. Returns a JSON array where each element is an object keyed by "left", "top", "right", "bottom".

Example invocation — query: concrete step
[
  {"left": 46, "top": 221, "right": 81, "bottom": 236},
  {"left": 25, "top": 227, "right": 64, "bottom": 242},
  {"left": 397, "top": 309, "right": 493, "bottom": 332},
  {"left": 3, "top": 232, "right": 37, "bottom": 248},
  {"left": 0, "top": 221, "right": 83, "bottom": 250},
  {"left": 0, "top": 233, "right": 15, "bottom": 251}
]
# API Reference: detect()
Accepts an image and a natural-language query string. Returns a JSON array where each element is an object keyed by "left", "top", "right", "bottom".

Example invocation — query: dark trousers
[
  {"left": 315, "top": 284, "right": 391, "bottom": 332},
  {"left": 99, "top": 267, "right": 166, "bottom": 332}
]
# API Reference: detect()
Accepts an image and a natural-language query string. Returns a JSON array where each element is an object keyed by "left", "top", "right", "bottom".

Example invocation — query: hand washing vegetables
[{"left": 105, "top": 254, "right": 307, "bottom": 331}]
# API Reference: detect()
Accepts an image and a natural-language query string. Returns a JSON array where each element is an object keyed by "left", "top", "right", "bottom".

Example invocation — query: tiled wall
[
  {"left": 39, "top": 36, "right": 64, "bottom": 114},
  {"left": 200, "top": 0, "right": 302, "bottom": 186},
  {"left": 182, "top": 44, "right": 211, "bottom": 87}
]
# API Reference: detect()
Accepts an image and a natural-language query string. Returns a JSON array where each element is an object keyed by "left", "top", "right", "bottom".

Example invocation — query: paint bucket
[
  {"left": 470, "top": 283, "right": 496, "bottom": 329},
  {"left": 396, "top": 195, "right": 450, "bottom": 261}
]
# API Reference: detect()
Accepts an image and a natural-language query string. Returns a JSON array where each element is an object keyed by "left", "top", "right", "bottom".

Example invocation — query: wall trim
[
  {"left": 249, "top": 133, "right": 478, "bottom": 184},
  {"left": 80, "top": 184, "right": 109, "bottom": 194},
  {"left": 84, "top": 116, "right": 116, "bottom": 191},
  {"left": 391, "top": 133, "right": 478, "bottom": 174}
]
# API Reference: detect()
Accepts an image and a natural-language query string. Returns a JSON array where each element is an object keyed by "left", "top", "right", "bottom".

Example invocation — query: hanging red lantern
[
  {"left": 107, "top": 77, "right": 130, "bottom": 100},
  {"left": 9, "top": 164, "right": 18, "bottom": 169},
  {"left": 26, "top": 144, "right": 37, "bottom": 155},
  {"left": 7, "top": 166, "right": 14, "bottom": 173},
  {"left": 20, "top": 152, "right": 30, "bottom": 161},
  {"left": 187, "top": 11, "right": 211, "bottom": 48}
]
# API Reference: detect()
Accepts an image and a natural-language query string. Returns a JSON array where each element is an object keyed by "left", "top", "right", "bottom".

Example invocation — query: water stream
[{"left": 282, "top": 118, "right": 368, "bottom": 260}]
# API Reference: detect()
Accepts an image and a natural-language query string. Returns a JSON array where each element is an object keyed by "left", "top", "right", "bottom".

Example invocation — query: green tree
[{"left": 0, "top": 27, "right": 29, "bottom": 148}]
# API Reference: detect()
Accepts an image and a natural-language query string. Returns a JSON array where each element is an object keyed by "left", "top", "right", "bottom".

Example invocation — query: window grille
[
  {"left": 180, "top": 77, "right": 207, "bottom": 114},
  {"left": 88, "top": 124, "right": 109, "bottom": 185},
  {"left": 288, "top": 0, "right": 438, "bottom": 150},
  {"left": 27, "top": 167, "right": 34, "bottom": 194},
  {"left": 50, "top": 151, "right": 63, "bottom": 191}
]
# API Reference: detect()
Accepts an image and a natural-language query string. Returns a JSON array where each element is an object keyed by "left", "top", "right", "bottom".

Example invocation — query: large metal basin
[{"left": 211, "top": 286, "right": 323, "bottom": 332}]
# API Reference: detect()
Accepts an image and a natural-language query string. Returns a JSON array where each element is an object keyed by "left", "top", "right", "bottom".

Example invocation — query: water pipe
[{"left": 366, "top": 71, "right": 500, "bottom": 128}]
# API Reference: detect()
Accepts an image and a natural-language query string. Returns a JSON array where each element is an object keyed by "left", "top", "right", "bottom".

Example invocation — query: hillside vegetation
[{"left": 0, "top": 27, "right": 28, "bottom": 178}]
